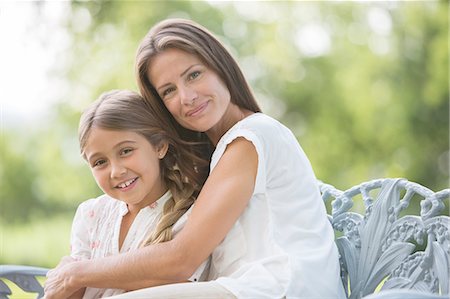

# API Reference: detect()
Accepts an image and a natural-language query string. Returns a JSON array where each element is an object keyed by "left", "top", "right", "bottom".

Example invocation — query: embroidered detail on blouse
[
  {"left": 90, "top": 240, "right": 100, "bottom": 249},
  {"left": 70, "top": 190, "right": 206, "bottom": 299}
]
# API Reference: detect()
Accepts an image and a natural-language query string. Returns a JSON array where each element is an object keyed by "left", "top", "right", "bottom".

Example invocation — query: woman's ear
[{"left": 157, "top": 142, "right": 169, "bottom": 159}]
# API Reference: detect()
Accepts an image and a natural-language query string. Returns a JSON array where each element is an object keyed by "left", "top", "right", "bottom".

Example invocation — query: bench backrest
[{"left": 319, "top": 178, "right": 449, "bottom": 299}]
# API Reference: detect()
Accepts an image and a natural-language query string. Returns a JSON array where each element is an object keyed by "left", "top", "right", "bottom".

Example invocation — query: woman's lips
[{"left": 186, "top": 101, "right": 208, "bottom": 117}]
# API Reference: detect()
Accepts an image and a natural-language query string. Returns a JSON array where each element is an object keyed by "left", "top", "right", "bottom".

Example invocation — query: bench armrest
[
  {"left": 362, "top": 289, "right": 448, "bottom": 299},
  {"left": 0, "top": 265, "right": 49, "bottom": 299}
]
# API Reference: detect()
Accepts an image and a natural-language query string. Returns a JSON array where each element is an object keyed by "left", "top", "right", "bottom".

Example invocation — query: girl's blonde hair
[{"left": 78, "top": 89, "right": 208, "bottom": 245}]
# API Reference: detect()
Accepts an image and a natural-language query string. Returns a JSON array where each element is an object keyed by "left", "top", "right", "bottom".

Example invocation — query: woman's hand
[
  {"left": 55, "top": 256, "right": 77, "bottom": 268},
  {"left": 44, "top": 256, "right": 81, "bottom": 299}
]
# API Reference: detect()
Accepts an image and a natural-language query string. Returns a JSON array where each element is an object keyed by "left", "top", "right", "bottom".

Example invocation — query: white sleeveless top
[{"left": 207, "top": 113, "right": 345, "bottom": 299}]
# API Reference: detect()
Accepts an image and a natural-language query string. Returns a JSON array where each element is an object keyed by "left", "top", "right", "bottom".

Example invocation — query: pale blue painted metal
[
  {"left": 1, "top": 178, "right": 448, "bottom": 299},
  {"left": 0, "top": 265, "right": 47, "bottom": 298},
  {"left": 319, "top": 178, "right": 450, "bottom": 299}
]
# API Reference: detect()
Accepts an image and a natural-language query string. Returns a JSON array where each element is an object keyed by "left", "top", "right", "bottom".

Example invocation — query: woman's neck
[{"left": 206, "top": 104, "right": 254, "bottom": 146}]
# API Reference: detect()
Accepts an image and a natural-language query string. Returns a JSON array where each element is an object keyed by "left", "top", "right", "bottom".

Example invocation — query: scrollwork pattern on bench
[{"left": 319, "top": 178, "right": 449, "bottom": 299}]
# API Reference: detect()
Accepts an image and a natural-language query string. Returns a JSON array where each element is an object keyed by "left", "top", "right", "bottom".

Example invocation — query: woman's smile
[{"left": 186, "top": 101, "right": 209, "bottom": 117}]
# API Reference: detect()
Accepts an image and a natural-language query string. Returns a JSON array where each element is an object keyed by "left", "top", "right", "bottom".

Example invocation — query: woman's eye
[
  {"left": 188, "top": 71, "right": 200, "bottom": 80},
  {"left": 162, "top": 87, "right": 175, "bottom": 98}
]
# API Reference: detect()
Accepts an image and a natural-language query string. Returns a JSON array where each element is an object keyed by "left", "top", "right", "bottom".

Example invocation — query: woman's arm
[
  {"left": 44, "top": 138, "right": 257, "bottom": 298},
  {"left": 44, "top": 257, "right": 86, "bottom": 299},
  {"left": 66, "top": 288, "right": 85, "bottom": 299}
]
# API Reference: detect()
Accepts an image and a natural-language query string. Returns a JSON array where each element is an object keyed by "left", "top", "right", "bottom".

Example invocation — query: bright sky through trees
[{"left": 0, "top": 1, "right": 71, "bottom": 127}]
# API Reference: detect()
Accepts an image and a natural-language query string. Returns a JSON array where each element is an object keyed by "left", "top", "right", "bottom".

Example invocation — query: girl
[
  {"left": 65, "top": 89, "right": 210, "bottom": 298},
  {"left": 45, "top": 20, "right": 345, "bottom": 299}
]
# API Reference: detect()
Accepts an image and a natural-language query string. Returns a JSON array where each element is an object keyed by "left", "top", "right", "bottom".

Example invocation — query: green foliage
[
  {"left": 0, "top": 214, "right": 72, "bottom": 267},
  {"left": 1, "top": 131, "right": 39, "bottom": 222},
  {"left": 1, "top": 121, "right": 101, "bottom": 223},
  {"left": 2, "top": 0, "right": 448, "bottom": 267}
]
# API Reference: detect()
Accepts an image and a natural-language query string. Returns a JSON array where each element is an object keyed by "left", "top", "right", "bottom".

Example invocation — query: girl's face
[
  {"left": 148, "top": 48, "right": 231, "bottom": 134},
  {"left": 83, "top": 128, "right": 168, "bottom": 212}
]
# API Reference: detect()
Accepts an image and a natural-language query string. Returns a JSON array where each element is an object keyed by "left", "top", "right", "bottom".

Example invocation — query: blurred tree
[
  {"left": 1, "top": 132, "right": 40, "bottom": 222},
  {"left": 1, "top": 0, "right": 448, "bottom": 266}
]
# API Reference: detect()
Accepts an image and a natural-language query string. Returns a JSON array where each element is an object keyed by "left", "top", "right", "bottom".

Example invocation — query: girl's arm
[{"left": 44, "top": 138, "right": 258, "bottom": 298}]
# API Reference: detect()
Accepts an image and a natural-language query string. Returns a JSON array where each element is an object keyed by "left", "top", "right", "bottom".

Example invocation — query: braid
[
  {"left": 141, "top": 140, "right": 208, "bottom": 246},
  {"left": 142, "top": 171, "right": 196, "bottom": 246}
]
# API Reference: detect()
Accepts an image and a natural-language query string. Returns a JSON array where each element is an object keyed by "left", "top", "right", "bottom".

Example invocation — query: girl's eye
[
  {"left": 92, "top": 159, "right": 106, "bottom": 168},
  {"left": 188, "top": 71, "right": 200, "bottom": 80},
  {"left": 120, "top": 148, "right": 134, "bottom": 156}
]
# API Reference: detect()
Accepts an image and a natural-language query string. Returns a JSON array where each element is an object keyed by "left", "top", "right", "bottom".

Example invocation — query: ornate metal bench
[
  {"left": 320, "top": 178, "right": 449, "bottom": 299},
  {"left": 0, "top": 265, "right": 47, "bottom": 299},
  {"left": 1, "top": 178, "right": 449, "bottom": 299}
]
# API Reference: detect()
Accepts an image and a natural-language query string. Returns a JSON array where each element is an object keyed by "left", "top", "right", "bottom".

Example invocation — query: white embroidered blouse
[{"left": 70, "top": 191, "right": 208, "bottom": 298}]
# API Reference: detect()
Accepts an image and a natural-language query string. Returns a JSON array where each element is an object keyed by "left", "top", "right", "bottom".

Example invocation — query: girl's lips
[
  {"left": 186, "top": 101, "right": 208, "bottom": 117},
  {"left": 116, "top": 177, "right": 138, "bottom": 191}
]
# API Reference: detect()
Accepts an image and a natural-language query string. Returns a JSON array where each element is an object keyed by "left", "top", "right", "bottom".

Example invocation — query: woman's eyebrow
[
  {"left": 156, "top": 64, "right": 202, "bottom": 92},
  {"left": 179, "top": 64, "right": 201, "bottom": 77}
]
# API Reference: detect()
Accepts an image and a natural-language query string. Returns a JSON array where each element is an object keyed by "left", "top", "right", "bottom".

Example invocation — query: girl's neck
[
  {"left": 206, "top": 104, "right": 254, "bottom": 146},
  {"left": 119, "top": 187, "right": 169, "bottom": 250},
  {"left": 127, "top": 183, "right": 168, "bottom": 215}
]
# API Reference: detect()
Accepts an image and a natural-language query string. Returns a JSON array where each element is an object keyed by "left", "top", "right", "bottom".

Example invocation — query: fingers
[
  {"left": 44, "top": 260, "right": 81, "bottom": 299},
  {"left": 44, "top": 266, "right": 64, "bottom": 298},
  {"left": 58, "top": 256, "right": 76, "bottom": 267}
]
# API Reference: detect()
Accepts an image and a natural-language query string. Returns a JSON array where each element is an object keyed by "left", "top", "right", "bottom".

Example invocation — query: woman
[{"left": 44, "top": 19, "right": 345, "bottom": 299}]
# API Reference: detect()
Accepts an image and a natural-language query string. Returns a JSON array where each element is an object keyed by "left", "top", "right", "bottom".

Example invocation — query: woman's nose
[{"left": 178, "top": 85, "right": 198, "bottom": 106}]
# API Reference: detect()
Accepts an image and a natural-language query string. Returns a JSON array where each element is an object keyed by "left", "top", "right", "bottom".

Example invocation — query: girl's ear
[{"left": 157, "top": 141, "right": 169, "bottom": 159}]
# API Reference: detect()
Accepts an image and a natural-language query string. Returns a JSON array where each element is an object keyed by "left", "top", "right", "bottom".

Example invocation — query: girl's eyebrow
[{"left": 86, "top": 140, "right": 137, "bottom": 163}]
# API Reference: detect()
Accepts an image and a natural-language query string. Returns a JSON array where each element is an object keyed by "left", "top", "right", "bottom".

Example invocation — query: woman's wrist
[{"left": 67, "top": 259, "right": 89, "bottom": 291}]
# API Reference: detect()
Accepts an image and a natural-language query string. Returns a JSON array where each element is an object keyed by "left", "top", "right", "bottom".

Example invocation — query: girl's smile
[
  {"left": 115, "top": 177, "right": 138, "bottom": 190},
  {"left": 83, "top": 128, "right": 168, "bottom": 213}
]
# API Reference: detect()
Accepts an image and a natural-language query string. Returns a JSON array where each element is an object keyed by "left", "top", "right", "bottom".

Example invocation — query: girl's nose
[{"left": 110, "top": 162, "right": 127, "bottom": 178}]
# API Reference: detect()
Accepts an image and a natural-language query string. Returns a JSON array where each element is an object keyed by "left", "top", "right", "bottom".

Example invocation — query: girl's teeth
[{"left": 118, "top": 178, "right": 135, "bottom": 188}]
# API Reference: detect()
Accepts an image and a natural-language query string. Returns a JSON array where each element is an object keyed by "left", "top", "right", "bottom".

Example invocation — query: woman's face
[{"left": 148, "top": 48, "right": 231, "bottom": 133}]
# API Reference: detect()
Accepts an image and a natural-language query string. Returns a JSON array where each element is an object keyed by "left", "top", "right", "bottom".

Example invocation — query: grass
[
  {"left": 1, "top": 215, "right": 72, "bottom": 298},
  {"left": 1, "top": 214, "right": 72, "bottom": 267}
]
